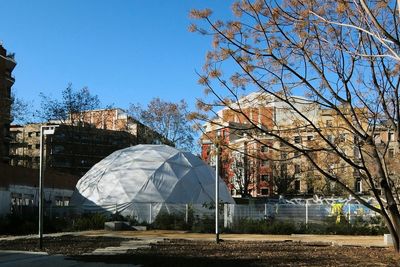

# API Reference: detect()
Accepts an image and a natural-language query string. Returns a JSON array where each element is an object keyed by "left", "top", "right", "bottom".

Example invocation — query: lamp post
[
  {"left": 215, "top": 130, "right": 220, "bottom": 243},
  {"left": 39, "top": 125, "right": 58, "bottom": 249}
]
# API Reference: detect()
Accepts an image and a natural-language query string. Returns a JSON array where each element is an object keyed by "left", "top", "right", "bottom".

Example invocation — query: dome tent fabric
[{"left": 71, "top": 144, "right": 234, "bottom": 222}]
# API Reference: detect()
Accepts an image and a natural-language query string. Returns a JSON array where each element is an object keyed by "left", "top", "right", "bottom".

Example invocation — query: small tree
[
  {"left": 129, "top": 98, "right": 196, "bottom": 152},
  {"left": 230, "top": 149, "right": 252, "bottom": 197},
  {"left": 191, "top": 0, "right": 400, "bottom": 251},
  {"left": 272, "top": 162, "right": 298, "bottom": 196}
]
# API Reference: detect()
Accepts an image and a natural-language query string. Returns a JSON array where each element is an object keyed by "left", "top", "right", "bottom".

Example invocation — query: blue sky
[{"left": 0, "top": 1, "right": 232, "bottom": 114}]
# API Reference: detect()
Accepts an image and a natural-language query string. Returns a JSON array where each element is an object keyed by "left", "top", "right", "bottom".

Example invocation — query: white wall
[{"left": 0, "top": 185, "right": 74, "bottom": 216}]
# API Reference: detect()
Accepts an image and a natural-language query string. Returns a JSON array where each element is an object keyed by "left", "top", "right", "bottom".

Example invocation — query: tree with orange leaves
[{"left": 190, "top": 0, "right": 400, "bottom": 252}]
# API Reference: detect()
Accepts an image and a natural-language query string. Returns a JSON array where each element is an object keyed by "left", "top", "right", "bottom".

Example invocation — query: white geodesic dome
[{"left": 71, "top": 145, "right": 234, "bottom": 222}]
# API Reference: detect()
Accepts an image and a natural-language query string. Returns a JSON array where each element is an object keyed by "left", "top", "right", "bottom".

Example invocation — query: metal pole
[
  {"left": 149, "top": 203, "right": 152, "bottom": 224},
  {"left": 38, "top": 126, "right": 44, "bottom": 249},
  {"left": 215, "top": 134, "right": 220, "bottom": 243},
  {"left": 185, "top": 204, "right": 189, "bottom": 224},
  {"left": 38, "top": 125, "right": 58, "bottom": 250},
  {"left": 305, "top": 199, "right": 309, "bottom": 228}
]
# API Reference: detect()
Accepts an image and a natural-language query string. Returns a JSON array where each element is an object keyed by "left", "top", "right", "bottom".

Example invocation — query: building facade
[
  {"left": 9, "top": 108, "right": 174, "bottom": 176},
  {"left": 0, "top": 162, "right": 78, "bottom": 216},
  {"left": 69, "top": 108, "right": 172, "bottom": 145},
  {"left": 200, "top": 92, "right": 392, "bottom": 198},
  {"left": 9, "top": 123, "right": 137, "bottom": 176},
  {"left": 0, "top": 44, "right": 16, "bottom": 163}
]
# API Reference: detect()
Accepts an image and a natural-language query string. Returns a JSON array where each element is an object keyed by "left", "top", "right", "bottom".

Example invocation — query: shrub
[
  {"left": 153, "top": 211, "right": 190, "bottom": 230},
  {"left": 72, "top": 213, "right": 107, "bottom": 231},
  {"left": 191, "top": 215, "right": 214, "bottom": 233}
]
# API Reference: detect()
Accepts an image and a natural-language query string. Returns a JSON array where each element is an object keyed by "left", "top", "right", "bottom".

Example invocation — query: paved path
[
  {"left": 0, "top": 250, "right": 139, "bottom": 267},
  {"left": 79, "top": 230, "right": 390, "bottom": 248},
  {"left": 0, "top": 230, "right": 391, "bottom": 266}
]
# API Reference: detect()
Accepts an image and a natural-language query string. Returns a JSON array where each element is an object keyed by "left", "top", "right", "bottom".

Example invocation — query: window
[
  {"left": 53, "top": 145, "right": 65, "bottom": 153},
  {"left": 35, "top": 144, "right": 40, "bottom": 149},
  {"left": 327, "top": 135, "right": 334, "bottom": 143},
  {"left": 261, "top": 174, "right": 269, "bottom": 181},
  {"left": 355, "top": 178, "right": 362, "bottom": 193},
  {"left": 389, "top": 132, "right": 394, "bottom": 142},
  {"left": 389, "top": 148, "right": 395, "bottom": 158},
  {"left": 36, "top": 132, "right": 40, "bottom": 137},
  {"left": 281, "top": 152, "right": 288, "bottom": 160},
  {"left": 374, "top": 134, "right": 380, "bottom": 143},
  {"left": 261, "top": 145, "right": 268, "bottom": 152},
  {"left": 28, "top": 132, "right": 33, "bottom": 137},
  {"left": 307, "top": 135, "right": 313, "bottom": 141},
  {"left": 27, "top": 144, "right": 32, "bottom": 149},
  {"left": 23, "top": 194, "right": 34, "bottom": 206},
  {"left": 338, "top": 133, "right": 346, "bottom": 142},
  {"left": 261, "top": 160, "right": 269, "bottom": 167},
  {"left": 294, "top": 164, "right": 301, "bottom": 174},
  {"left": 11, "top": 194, "right": 33, "bottom": 206},
  {"left": 326, "top": 120, "right": 333, "bottom": 127},
  {"left": 11, "top": 193, "right": 22, "bottom": 206},
  {"left": 294, "top": 179, "right": 301, "bottom": 191},
  {"left": 294, "top": 136, "right": 301, "bottom": 144},
  {"left": 328, "top": 164, "right": 335, "bottom": 173},
  {"left": 294, "top": 151, "right": 300, "bottom": 157},
  {"left": 54, "top": 196, "right": 70, "bottom": 206},
  {"left": 281, "top": 163, "right": 288, "bottom": 176},
  {"left": 261, "top": 188, "right": 269, "bottom": 196}
]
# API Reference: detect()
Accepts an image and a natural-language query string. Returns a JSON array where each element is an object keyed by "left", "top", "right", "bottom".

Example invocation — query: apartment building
[
  {"left": 0, "top": 44, "right": 16, "bottom": 163},
  {"left": 9, "top": 108, "right": 174, "bottom": 176},
  {"left": 69, "top": 108, "right": 172, "bottom": 145},
  {"left": 200, "top": 92, "right": 384, "bottom": 198},
  {"left": 9, "top": 123, "right": 136, "bottom": 176}
]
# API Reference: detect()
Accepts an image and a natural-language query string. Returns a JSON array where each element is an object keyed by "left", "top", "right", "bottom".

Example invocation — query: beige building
[
  {"left": 9, "top": 123, "right": 137, "bottom": 176},
  {"left": 69, "top": 108, "right": 172, "bottom": 145},
  {"left": 0, "top": 44, "right": 16, "bottom": 163},
  {"left": 200, "top": 92, "right": 394, "bottom": 198},
  {"left": 9, "top": 109, "right": 173, "bottom": 176}
]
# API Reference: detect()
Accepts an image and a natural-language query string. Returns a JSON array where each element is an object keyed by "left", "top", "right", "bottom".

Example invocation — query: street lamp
[
  {"left": 215, "top": 130, "right": 220, "bottom": 243},
  {"left": 39, "top": 125, "right": 58, "bottom": 249}
]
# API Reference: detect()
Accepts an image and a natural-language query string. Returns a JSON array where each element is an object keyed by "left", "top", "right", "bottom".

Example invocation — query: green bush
[
  {"left": 191, "top": 215, "right": 214, "bottom": 233},
  {"left": 153, "top": 211, "right": 190, "bottom": 230},
  {"left": 231, "top": 218, "right": 299, "bottom": 234},
  {"left": 72, "top": 213, "right": 107, "bottom": 231},
  {"left": 0, "top": 212, "right": 37, "bottom": 235},
  {"left": 227, "top": 216, "right": 387, "bottom": 235}
]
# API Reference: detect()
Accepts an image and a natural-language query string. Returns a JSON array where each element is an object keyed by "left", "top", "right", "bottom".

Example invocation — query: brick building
[
  {"left": 69, "top": 108, "right": 172, "bottom": 145},
  {"left": 200, "top": 92, "right": 388, "bottom": 198},
  {"left": 0, "top": 44, "right": 16, "bottom": 163},
  {"left": 9, "top": 109, "right": 173, "bottom": 176}
]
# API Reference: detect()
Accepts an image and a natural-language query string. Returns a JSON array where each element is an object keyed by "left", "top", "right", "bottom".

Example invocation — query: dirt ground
[{"left": 0, "top": 235, "right": 399, "bottom": 266}]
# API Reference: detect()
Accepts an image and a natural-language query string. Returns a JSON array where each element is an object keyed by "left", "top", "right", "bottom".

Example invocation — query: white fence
[{"left": 47, "top": 198, "right": 380, "bottom": 229}]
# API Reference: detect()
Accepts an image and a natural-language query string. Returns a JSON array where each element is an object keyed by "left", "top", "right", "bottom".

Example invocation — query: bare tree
[
  {"left": 129, "top": 98, "right": 196, "bottom": 152},
  {"left": 190, "top": 0, "right": 400, "bottom": 251},
  {"left": 38, "top": 83, "right": 100, "bottom": 124},
  {"left": 10, "top": 93, "right": 30, "bottom": 124},
  {"left": 230, "top": 149, "right": 253, "bottom": 197}
]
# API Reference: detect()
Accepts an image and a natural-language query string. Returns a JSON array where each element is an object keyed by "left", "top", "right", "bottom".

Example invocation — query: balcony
[
  {"left": 0, "top": 53, "right": 17, "bottom": 69},
  {"left": 4, "top": 70, "right": 15, "bottom": 84},
  {"left": 10, "top": 141, "right": 28, "bottom": 147}
]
